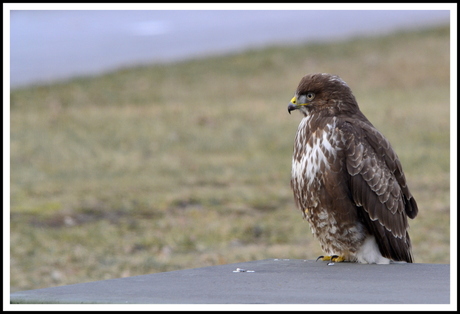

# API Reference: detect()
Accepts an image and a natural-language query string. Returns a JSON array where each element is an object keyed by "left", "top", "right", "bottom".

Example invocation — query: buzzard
[{"left": 288, "top": 73, "right": 418, "bottom": 264}]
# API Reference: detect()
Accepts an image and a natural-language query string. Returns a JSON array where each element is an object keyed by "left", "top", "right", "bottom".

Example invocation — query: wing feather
[{"left": 340, "top": 119, "right": 417, "bottom": 262}]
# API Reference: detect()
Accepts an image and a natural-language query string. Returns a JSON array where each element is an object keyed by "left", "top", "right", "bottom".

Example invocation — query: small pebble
[{"left": 233, "top": 268, "right": 255, "bottom": 272}]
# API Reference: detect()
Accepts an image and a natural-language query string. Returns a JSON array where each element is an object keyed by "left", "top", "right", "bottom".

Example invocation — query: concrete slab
[{"left": 10, "top": 259, "right": 450, "bottom": 304}]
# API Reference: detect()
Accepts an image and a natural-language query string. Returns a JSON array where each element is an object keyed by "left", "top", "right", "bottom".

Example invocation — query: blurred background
[
  {"left": 10, "top": 10, "right": 450, "bottom": 88},
  {"left": 7, "top": 8, "right": 452, "bottom": 293}
]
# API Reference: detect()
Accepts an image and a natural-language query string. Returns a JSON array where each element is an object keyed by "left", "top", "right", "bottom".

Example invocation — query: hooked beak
[
  {"left": 287, "top": 96, "right": 298, "bottom": 114},
  {"left": 288, "top": 103, "right": 298, "bottom": 114}
]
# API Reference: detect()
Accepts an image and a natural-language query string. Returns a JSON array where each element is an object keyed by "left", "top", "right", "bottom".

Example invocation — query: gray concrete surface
[{"left": 10, "top": 259, "right": 450, "bottom": 304}]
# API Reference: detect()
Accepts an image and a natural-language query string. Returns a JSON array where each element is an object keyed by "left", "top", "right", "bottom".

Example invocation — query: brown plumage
[{"left": 288, "top": 73, "right": 418, "bottom": 264}]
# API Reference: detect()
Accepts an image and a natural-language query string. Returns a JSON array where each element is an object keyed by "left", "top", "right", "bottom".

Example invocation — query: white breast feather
[{"left": 292, "top": 120, "right": 337, "bottom": 187}]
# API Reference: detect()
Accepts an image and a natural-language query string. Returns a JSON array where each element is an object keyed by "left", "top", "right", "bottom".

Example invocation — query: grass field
[{"left": 9, "top": 25, "right": 450, "bottom": 292}]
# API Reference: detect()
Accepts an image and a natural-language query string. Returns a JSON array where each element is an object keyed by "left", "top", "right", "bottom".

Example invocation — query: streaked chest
[{"left": 291, "top": 116, "right": 340, "bottom": 206}]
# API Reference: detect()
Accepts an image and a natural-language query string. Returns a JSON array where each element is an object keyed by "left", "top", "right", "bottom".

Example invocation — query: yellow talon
[
  {"left": 316, "top": 255, "right": 346, "bottom": 262},
  {"left": 331, "top": 255, "right": 345, "bottom": 262}
]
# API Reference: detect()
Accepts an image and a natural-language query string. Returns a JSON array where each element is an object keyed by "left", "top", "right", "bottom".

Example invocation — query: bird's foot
[{"left": 316, "top": 255, "right": 346, "bottom": 263}]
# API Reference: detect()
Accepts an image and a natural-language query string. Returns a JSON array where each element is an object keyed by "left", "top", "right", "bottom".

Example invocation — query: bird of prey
[{"left": 287, "top": 73, "right": 418, "bottom": 264}]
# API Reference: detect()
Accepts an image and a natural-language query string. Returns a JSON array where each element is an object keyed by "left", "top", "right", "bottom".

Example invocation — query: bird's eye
[{"left": 306, "top": 92, "right": 315, "bottom": 101}]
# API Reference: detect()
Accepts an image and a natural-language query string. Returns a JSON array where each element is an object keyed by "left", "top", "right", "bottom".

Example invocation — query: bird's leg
[{"left": 316, "top": 255, "right": 346, "bottom": 262}]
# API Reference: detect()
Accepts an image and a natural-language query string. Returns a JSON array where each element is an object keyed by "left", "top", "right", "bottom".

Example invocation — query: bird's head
[{"left": 287, "top": 73, "right": 359, "bottom": 116}]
